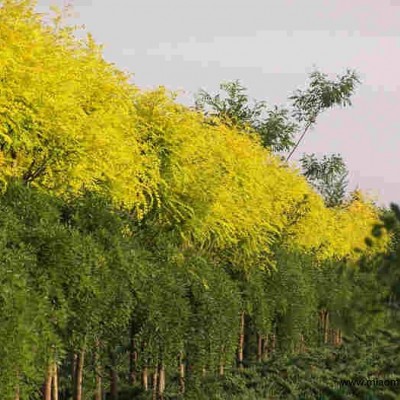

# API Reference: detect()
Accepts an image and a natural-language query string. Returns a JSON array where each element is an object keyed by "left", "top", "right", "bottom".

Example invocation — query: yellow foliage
[
  {"left": 132, "top": 88, "right": 388, "bottom": 263},
  {"left": 0, "top": 0, "right": 160, "bottom": 212},
  {"left": 0, "top": 0, "right": 387, "bottom": 267},
  {"left": 135, "top": 89, "right": 283, "bottom": 253},
  {"left": 283, "top": 188, "right": 388, "bottom": 261}
]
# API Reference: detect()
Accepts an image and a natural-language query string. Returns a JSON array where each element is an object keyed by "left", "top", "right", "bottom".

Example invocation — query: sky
[{"left": 36, "top": 0, "right": 400, "bottom": 206}]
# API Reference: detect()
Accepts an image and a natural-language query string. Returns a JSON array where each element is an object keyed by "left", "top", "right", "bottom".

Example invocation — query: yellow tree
[{"left": 0, "top": 0, "right": 159, "bottom": 214}]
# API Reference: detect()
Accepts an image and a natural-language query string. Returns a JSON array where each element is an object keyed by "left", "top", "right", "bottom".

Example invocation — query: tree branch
[{"left": 285, "top": 119, "right": 314, "bottom": 162}]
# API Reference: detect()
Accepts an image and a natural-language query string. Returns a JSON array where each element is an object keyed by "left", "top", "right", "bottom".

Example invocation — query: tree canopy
[{"left": 0, "top": 2, "right": 395, "bottom": 400}]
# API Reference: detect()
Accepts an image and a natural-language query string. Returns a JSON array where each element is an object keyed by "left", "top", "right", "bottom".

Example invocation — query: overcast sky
[{"left": 37, "top": 0, "right": 400, "bottom": 206}]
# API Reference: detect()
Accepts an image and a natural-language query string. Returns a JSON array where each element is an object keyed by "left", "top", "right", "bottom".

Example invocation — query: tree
[
  {"left": 370, "top": 203, "right": 400, "bottom": 314},
  {"left": 286, "top": 69, "right": 361, "bottom": 161},
  {"left": 194, "top": 69, "right": 361, "bottom": 161},
  {"left": 195, "top": 80, "right": 297, "bottom": 152},
  {"left": 300, "top": 153, "right": 349, "bottom": 207},
  {"left": 0, "top": 3, "right": 392, "bottom": 399},
  {"left": 0, "top": 0, "right": 160, "bottom": 212}
]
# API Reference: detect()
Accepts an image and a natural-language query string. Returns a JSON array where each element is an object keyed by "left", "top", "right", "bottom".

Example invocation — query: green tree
[
  {"left": 300, "top": 153, "right": 349, "bottom": 207},
  {"left": 195, "top": 80, "right": 297, "bottom": 152},
  {"left": 194, "top": 69, "right": 361, "bottom": 161},
  {"left": 287, "top": 69, "right": 361, "bottom": 161}
]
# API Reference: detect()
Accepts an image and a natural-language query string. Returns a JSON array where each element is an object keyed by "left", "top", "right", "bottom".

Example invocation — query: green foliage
[
  {"left": 177, "top": 329, "right": 400, "bottom": 400},
  {"left": 0, "top": 3, "right": 393, "bottom": 400},
  {"left": 0, "top": 182, "right": 70, "bottom": 398},
  {"left": 300, "top": 153, "right": 349, "bottom": 207},
  {"left": 269, "top": 250, "right": 319, "bottom": 351},
  {"left": 195, "top": 80, "right": 297, "bottom": 152},
  {"left": 289, "top": 69, "right": 360, "bottom": 125},
  {"left": 194, "top": 70, "right": 360, "bottom": 162},
  {"left": 184, "top": 256, "right": 241, "bottom": 374},
  {"left": 286, "top": 68, "right": 360, "bottom": 161},
  {"left": 0, "top": 205, "right": 47, "bottom": 398},
  {"left": 370, "top": 203, "right": 400, "bottom": 315}
]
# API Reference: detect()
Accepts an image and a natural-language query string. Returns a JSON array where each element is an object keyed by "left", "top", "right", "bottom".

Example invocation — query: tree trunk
[
  {"left": 318, "top": 311, "right": 323, "bottom": 342},
  {"left": 319, "top": 310, "right": 329, "bottom": 344},
  {"left": 332, "top": 329, "right": 342, "bottom": 346},
  {"left": 257, "top": 334, "right": 262, "bottom": 362},
  {"left": 323, "top": 311, "right": 329, "bottom": 344},
  {"left": 52, "top": 362, "right": 58, "bottom": 400},
  {"left": 44, "top": 364, "right": 52, "bottom": 400},
  {"left": 152, "top": 368, "right": 158, "bottom": 400},
  {"left": 157, "top": 364, "right": 165, "bottom": 400},
  {"left": 129, "top": 322, "right": 138, "bottom": 385},
  {"left": 14, "top": 384, "right": 20, "bottom": 400},
  {"left": 73, "top": 350, "right": 85, "bottom": 400},
  {"left": 129, "top": 341, "right": 138, "bottom": 385},
  {"left": 219, "top": 346, "right": 225, "bottom": 376},
  {"left": 95, "top": 374, "right": 102, "bottom": 400},
  {"left": 110, "top": 369, "right": 118, "bottom": 400},
  {"left": 262, "top": 335, "right": 269, "bottom": 361},
  {"left": 178, "top": 353, "right": 185, "bottom": 394},
  {"left": 71, "top": 353, "right": 77, "bottom": 398},
  {"left": 142, "top": 366, "right": 148, "bottom": 391},
  {"left": 237, "top": 311, "right": 245, "bottom": 368},
  {"left": 270, "top": 333, "right": 276, "bottom": 352},
  {"left": 94, "top": 341, "right": 102, "bottom": 400},
  {"left": 110, "top": 352, "right": 118, "bottom": 400},
  {"left": 299, "top": 334, "right": 306, "bottom": 353}
]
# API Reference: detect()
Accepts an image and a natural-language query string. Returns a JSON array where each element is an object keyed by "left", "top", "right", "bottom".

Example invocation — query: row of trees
[
  {"left": 0, "top": 1, "right": 396, "bottom": 399},
  {"left": 1, "top": 181, "right": 393, "bottom": 399}
]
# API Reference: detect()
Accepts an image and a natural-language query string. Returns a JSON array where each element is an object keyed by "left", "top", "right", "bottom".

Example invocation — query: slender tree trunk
[
  {"left": 14, "top": 370, "right": 20, "bottom": 400},
  {"left": 338, "top": 329, "right": 343, "bottom": 345},
  {"left": 129, "top": 322, "right": 138, "bottom": 385},
  {"left": 141, "top": 341, "right": 149, "bottom": 391},
  {"left": 142, "top": 366, "right": 148, "bottom": 391},
  {"left": 257, "top": 334, "right": 262, "bottom": 362},
  {"left": 14, "top": 379, "right": 20, "bottom": 400},
  {"left": 299, "top": 334, "right": 306, "bottom": 353},
  {"left": 94, "top": 340, "right": 102, "bottom": 400},
  {"left": 178, "top": 353, "right": 185, "bottom": 394},
  {"left": 323, "top": 311, "right": 329, "bottom": 344},
  {"left": 129, "top": 341, "right": 138, "bottom": 385},
  {"left": 318, "top": 311, "right": 323, "bottom": 342},
  {"left": 319, "top": 310, "right": 329, "bottom": 344},
  {"left": 110, "top": 352, "right": 118, "bottom": 400},
  {"left": 218, "top": 345, "right": 225, "bottom": 376},
  {"left": 261, "top": 335, "right": 269, "bottom": 361},
  {"left": 270, "top": 333, "right": 276, "bottom": 352},
  {"left": 286, "top": 119, "right": 314, "bottom": 162},
  {"left": 332, "top": 329, "right": 342, "bottom": 346},
  {"left": 152, "top": 368, "right": 158, "bottom": 400},
  {"left": 238, "top": 311, "right": 245, "bottom": 369},
  {"left": 52, "top": 362, "right": 58, "bottom": 400},
  {"left": 73, "top": 350, "right": 85, "bottom": 400},
  {"left": 95, "top": 374, "right": 102, "bottom": 400},
  {"left": 44, "top": 364, "right": 52, "bottom": 400},
  {"left": 110, "top": 369, "right": 118, "bottom": 400},
  {"left": 71, "top": 353, "right": 77, "bottom": 398},
  {"left": 157, "top": 364, "right": 165, "bottom": 400}
]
